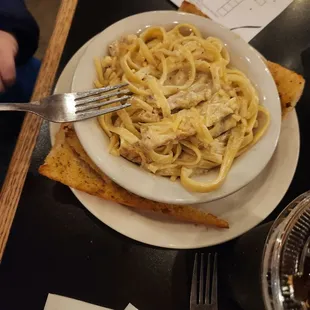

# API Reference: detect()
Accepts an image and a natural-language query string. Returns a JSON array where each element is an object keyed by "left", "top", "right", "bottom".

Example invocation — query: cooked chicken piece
[
  {"left": 140, "top": 127, "right": 176, "bottom": 150},
  {"left": 203, "top": 103, "right": 233, "bottom": 127},
  {"left": 108, "top": 35, "right": 137, "bottom": 57},
  {"left": 209, "top": 90, "right": 231, "bottom": 103},
  {"left": 170, "top": 70, "right": 187, "bottom": 86},
  {"left": 131, "top": 110, "right": 161, "bottom": 123},
  {"left": 139, "top": 109, "right": 196, "bottom": 150},
  {"left": 136, "top": 66, "right": 161, "bottom": 80},
  {"left": 209, "top": 116, "right": 237, "bottom": 138},
  {"left": 216, "top": 131, "right": 230, "bottom": 143},
  {"left": 202, "top": 139, "right": 226, "bottom": 159},
  {"left": 167, "top": 82, "right": 212, "bottom": 110},
  {"left": 119, "top": 139, "right": 142, "bottom": 164},
  {"left": 108, "top": 41, "right": 120, "bottom": 57},
  {"left": 199, "top": 97, "right": 239, "bottom": 127}
]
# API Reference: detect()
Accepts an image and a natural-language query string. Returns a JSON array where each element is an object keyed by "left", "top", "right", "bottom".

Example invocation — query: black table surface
[{"left": 1, "top": 1, "right": 310, "bottom": 309}]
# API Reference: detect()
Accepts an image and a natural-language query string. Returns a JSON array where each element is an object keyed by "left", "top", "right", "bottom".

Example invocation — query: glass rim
[{"left": 261, "top": 191, "right": 310, "bottom": 310}]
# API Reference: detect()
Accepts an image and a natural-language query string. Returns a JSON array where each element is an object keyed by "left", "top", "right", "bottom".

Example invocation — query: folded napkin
[{"left": 44, "top": 294, "right": 138, "bottom": 310}]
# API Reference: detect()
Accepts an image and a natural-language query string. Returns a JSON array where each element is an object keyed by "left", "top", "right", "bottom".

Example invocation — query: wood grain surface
[{"left": 0, "top": 0, "right": 78, "bottom": 262}]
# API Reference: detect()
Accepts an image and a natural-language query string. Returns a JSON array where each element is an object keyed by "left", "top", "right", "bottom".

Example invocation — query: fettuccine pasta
[{"left": 93, "top": 23, "right": 270, "bottom": 193}]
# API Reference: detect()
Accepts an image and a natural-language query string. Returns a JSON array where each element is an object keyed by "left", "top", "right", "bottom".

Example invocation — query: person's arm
[
  {"left": 0, "top": 0, "right": 39, "bottom": 91},
  {"left": 0, "top": 0, "right": 39, "bottom": 65}
]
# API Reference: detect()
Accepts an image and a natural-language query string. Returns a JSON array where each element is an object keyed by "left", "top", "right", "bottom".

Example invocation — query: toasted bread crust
[
  {"left": 39, "top": 125, "right": 229, "bottom": 228},
  {"left": 179, "top": 1, "right": 209, "bottom": 17},
  {"left": 266, "top": 61, "right": 305, "bottom": 117}
]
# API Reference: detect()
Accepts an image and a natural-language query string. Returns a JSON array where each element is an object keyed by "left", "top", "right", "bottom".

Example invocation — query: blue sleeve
[{"left": 0, "top": 0, "right": 39, "bottom": 65}]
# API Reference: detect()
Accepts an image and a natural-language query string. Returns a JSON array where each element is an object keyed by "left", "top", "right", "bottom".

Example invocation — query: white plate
[
  {"left": 72, "top": 11, "right": 281, "bottom": 205},
  {"left": 51, "top": 39, "right": 299, "bottom": 249}
]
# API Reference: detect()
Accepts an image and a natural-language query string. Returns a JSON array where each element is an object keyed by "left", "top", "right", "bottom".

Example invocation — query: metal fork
[
  {"left": 0, "top": 83, "right": 131, "bottom": 122},
  {"left": 190, "top": 253, "right": 218, "bottom": 310}
]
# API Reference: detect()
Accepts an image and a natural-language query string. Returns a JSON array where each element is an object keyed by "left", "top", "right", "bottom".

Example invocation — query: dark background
[{"left": 1, "top": 0, "right": 310, "bottom": 309}]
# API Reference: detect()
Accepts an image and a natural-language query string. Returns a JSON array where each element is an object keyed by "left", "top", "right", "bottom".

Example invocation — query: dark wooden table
[{"left": 1, "top": 1, "right": 310, "bottom": 309}]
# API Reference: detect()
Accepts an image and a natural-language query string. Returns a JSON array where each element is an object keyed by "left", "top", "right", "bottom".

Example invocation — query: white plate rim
[
  {"left": 71, "top": 11, "right": 282, "bottom": 205},
  {"left": 50, "top": 39, "right": 300, "bottom": 249}
]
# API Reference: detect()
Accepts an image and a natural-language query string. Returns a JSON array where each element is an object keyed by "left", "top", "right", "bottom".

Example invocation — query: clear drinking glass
[{"left": 225, "top": 191, "right": 310, "bottom": 310}]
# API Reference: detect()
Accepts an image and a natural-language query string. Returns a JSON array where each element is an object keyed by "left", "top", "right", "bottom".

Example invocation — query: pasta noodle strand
[{"left": 94, "top": 23, "right": 270, "bottom": 193}]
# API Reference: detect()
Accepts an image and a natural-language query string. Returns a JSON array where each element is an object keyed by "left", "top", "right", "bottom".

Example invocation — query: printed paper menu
[{"left": 171, "top": 0, "right": 293, "bottom": 42}]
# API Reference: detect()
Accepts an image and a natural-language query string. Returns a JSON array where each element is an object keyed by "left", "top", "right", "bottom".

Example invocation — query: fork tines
[
  {"left": 190, "top": 253, "right": 218, "bottom": 309},
  {"left": 74, "top": 82, "right": 132, "bottom": 114},
  {"left": 75, "top": 82, "right": 129, "bottom": 99}
]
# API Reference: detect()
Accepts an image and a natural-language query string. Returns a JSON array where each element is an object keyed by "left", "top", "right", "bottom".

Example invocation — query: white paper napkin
[
  {"left": 124, "top": 304, "right": 138, "bottom": 310},
  {"left": 44, "top": 294, "right": 138, "bottom": 310},
  {"left": 171, "top": 0, "right": 293, "bottom": 42}
]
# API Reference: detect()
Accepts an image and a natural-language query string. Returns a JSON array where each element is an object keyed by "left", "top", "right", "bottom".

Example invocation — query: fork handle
[{"left": 0, "top": 102, "right": 41, "bottom": 114}]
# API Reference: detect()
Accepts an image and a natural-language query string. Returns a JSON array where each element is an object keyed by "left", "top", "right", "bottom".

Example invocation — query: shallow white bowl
[{"left": 72, "top": 11, "right": 281, "bottom": 205}]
